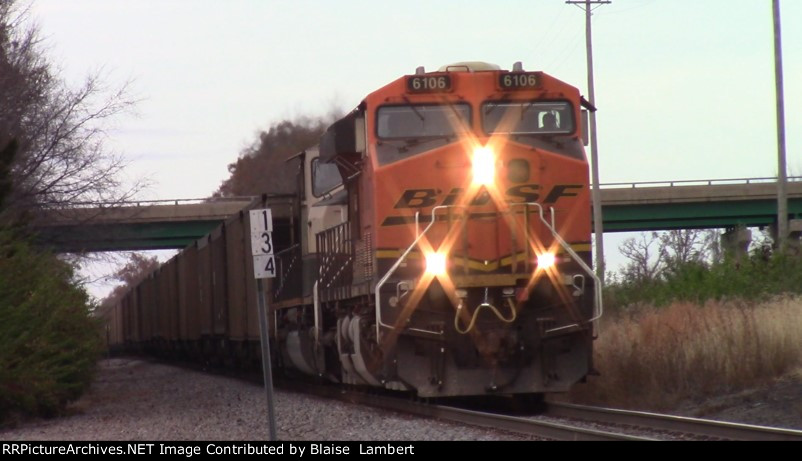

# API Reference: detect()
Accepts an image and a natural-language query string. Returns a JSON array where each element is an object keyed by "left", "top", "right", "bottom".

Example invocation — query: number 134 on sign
[{"left": 250, "top": 209, "right": 276, "bottom": 279}]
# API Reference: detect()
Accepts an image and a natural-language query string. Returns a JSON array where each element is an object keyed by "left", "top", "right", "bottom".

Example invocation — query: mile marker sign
[
  {"left": 249, "top": 208, "right": 279, "bottom": 440},
  {"left": 250, "top": 209, "right": 275, "bottom": 278}
]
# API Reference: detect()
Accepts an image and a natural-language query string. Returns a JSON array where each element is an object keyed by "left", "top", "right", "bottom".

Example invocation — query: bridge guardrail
[
  {"left": 600, "top": 176, "right": 802, "bottom": 190},
  {"left": 38, "top": 196, "right": 257, "bottom": 209}
]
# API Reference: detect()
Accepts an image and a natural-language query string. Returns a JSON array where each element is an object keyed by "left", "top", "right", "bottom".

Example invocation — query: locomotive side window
[
  {"left": 482, "top": 101, "right": 574, "bottom": 135},
  {"left": 377, "top": 104, "right": 471, "bottom": 139},
  {"left": 311, "top": 158, "right": 343, "bottom": 197}
]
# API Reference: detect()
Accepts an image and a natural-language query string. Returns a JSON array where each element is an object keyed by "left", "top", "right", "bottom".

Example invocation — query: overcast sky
[{"left": 25, "top": 0, "right": 802, "bottom": 296}]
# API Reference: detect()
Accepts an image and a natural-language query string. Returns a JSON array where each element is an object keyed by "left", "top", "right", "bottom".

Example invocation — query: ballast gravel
[{"left": 0, "top": 358, "right": 534, "bottom": 441}]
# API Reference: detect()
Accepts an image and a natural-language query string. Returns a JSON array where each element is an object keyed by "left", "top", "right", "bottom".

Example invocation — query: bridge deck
[
  {"left": 33, "top": 196, "right": 294, "bottom": 252},
  {"left": 599, "top": 179, "right": 802, "bottom": 232},
  {"left": 31, "top": 178, "right": 802, "bottom": 252}
]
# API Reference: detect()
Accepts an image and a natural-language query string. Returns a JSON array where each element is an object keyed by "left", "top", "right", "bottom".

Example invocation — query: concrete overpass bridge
[
  {"left": 32, "top": 177, "right": 802, "bottom": 252},
  {"left": 33, "top": 197, "right": 254, "bottom": 252},
  {"left": 599, "top": 177, "right": 802, "bottom": 232}
]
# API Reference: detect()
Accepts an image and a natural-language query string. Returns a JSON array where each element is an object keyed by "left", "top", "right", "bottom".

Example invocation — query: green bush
[
  {"left": 605, "top": 251, "right": 802, "bottom": 312},
  {"left": 0, "top": 229, "right": 102, "bottom": 421}
]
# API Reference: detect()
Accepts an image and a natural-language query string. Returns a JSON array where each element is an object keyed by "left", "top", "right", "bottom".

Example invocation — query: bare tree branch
[
  {"left": 620, "top": 232, "right": 665, "bottom": 282},
  {"left": 1, "top": 1, "right": 145, "bottom": 226},
  {"left": 618, "top": 229, "right": 723, "bottom": 283}
]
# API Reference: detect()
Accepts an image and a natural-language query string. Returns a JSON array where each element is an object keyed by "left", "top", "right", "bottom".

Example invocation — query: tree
[
  {"left": 0, "top": 139, "right": 17, "bottom": 209},
  {"left": 659, "top": 228, "right": 723, "bottom": 268},
  {"left": 0, "top": 228, "right": 101, "bottom": 420},
  {"left": 619, "top": 232, "right": 666, "bottom": 282},
  {"left": 98, "top": 253, "right": 160, "bottom": 308},
  {"left": 0, "top": 3, "right": 138, "bottom": 419},
  {"left": 0, "top": 1, "right": 142, "bottom": 225},
  {"left": 214, "top": 117, "right": 332, "bottom": 198},
  {"left": 618, "top": 229, "right": 721, "bottom": 283}
]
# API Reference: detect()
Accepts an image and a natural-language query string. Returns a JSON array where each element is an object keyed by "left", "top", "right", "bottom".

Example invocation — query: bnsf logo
[{"left": 393, "top": 184, "right": 583, "bottom": 209}]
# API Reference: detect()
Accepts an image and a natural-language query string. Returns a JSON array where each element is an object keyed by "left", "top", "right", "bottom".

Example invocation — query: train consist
[{"left": 106, "top": 61, "right": 601, "bottom": 398}]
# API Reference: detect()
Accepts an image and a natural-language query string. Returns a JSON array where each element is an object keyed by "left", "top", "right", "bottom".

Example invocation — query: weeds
[{"left": 571, "top": 297, "right": 802, "bottom": 410}]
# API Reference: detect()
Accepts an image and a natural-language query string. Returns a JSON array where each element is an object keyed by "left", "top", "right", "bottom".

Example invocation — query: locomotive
[{"left": 106, "top": 61, "right": 601, "bottom": 398}]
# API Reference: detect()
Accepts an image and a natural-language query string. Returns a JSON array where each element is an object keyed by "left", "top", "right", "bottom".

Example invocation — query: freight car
[{"left": 106, "top": 61, "right": 602, "bottom": 398}]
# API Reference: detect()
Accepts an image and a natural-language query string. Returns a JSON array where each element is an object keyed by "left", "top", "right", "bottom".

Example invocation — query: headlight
[
  {"left": 537, "top": 252, "right": 556, "bottom": 269},
  {"left": 472, "top": 146, "right": 495, "bottom": 186},
  {"left": 425, "top": 252, "right": 447, "bottom": 276}
]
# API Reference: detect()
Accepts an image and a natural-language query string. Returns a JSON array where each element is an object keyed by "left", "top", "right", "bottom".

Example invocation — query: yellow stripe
[
  {"left": 376, "top": 243, "right": 590, "bottom": 259},
  {"left": 376, "top": 249, "right": 415, "bottom": 259},
  {"left": 375, "top": 243, "right": 591, "bottom": 273}
]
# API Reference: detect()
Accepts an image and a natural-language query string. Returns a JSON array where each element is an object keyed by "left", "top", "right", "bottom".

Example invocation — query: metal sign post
[{"left": 250, "top": 209, "right": 277, "bottom": 441}]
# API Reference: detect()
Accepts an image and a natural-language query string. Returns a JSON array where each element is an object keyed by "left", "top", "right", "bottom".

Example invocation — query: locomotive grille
[{"left": 356, "top": 231, "right": 373, "bottom": 282}]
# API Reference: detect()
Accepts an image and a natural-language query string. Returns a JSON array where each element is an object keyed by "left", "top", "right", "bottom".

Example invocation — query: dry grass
[{"left": 569, "top": 296, "right": 802, "bottom": 410}]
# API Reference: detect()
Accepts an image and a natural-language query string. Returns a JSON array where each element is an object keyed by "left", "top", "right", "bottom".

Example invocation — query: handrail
[
  {"left": 274, "top": 244, "right": 300, "bottom": 298},
  {"left": 510, "top": 202, "right": 603, "bottom": 333},
  {"left": 313, "top": 281, "right": 320, "bottom": 346},
  {"left": 274, "top": 243, "right": 300, "bottom": 257}
]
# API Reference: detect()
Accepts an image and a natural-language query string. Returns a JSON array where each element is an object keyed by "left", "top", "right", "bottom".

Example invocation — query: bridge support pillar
[
  {"left": 786, "top": 219, "right": 802, "bottom": 254},
  {"left": 721, "top": 227, "right": 752, "bottom": 261},
  {"left": 766, "top": 220, "right": 802, "bottom": 254}
]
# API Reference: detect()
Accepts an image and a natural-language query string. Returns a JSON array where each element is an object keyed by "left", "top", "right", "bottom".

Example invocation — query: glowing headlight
[
  {"left": 537, "top": 252, "right": 556, "bottom": 269},
  {"left": 472, "top": 146, "right": 495, "bottom": 185},
  {"left": 425, "top": 252, "right": 447, "bottom": 276}
]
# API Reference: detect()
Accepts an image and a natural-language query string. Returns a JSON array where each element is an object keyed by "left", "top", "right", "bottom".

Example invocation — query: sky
[{"left": 24, "top": 0, "right": 802, "bottom": 297}]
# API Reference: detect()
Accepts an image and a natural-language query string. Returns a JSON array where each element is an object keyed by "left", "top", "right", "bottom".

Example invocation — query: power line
[{"left": 567, "top": 0, "right": 611, "bottom": 11}]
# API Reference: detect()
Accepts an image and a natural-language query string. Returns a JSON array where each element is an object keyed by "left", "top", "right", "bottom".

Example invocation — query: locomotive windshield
[
  {"left": 482, "top": 101, "right": 574, "bottom": 135},
  {"left": 377, "top": 104, "right": 471, "bottom": 139}
]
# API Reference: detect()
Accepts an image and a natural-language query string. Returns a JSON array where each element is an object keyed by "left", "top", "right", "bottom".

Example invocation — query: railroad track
[
  {"left": 398, "top": 400, "right": 651, "bottom": 441},
  {"left": 279, "top": 379, "right": 802, "bottom": 440},
  {"left": 544, "top": 402, "right": 802, "bottom": 441},
  {"left": 279, "top": 380, "right": 646, "bottom": 440}
]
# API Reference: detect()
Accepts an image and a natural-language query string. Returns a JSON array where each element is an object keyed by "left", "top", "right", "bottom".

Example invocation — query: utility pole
[
  {"left": 772, "top": 0, "right": 788, "bottom": 251},
  {"left": 567, "top": 0, "right": 609, "bottom": 280}
]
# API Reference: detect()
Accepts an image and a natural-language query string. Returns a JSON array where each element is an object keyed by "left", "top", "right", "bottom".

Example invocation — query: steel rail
[
  {"left": 414, "top": 404, "right": 653, "bottom": 441},
  {"left": 277, "top": 380, "right": 652, "bottom": 441},
  {"left": 546, "top": 401, "right": 802, "bottom": 441}
]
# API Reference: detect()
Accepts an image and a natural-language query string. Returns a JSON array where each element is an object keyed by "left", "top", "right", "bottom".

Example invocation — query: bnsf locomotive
[{"left": 106, "top": 62, "right": 601, "bottom": 398}]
